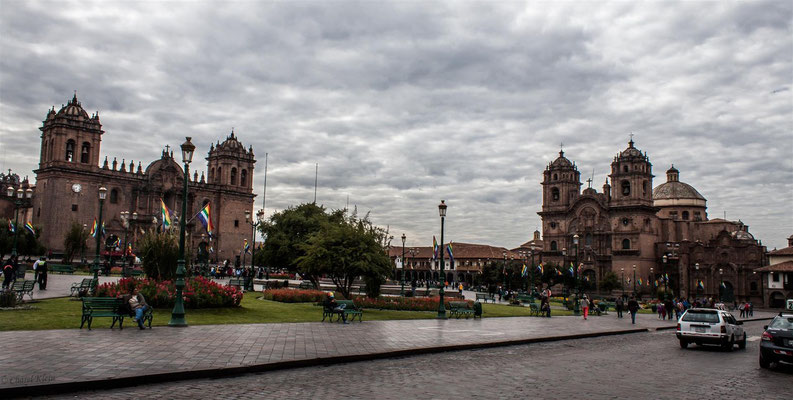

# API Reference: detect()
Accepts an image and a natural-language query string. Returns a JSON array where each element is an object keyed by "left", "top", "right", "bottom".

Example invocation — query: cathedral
[
  {"left": 31, "top": 94, "right": 256, "bottom": 264},
  {"left": 538, "top": 139, "right": 767, "bottom": 303}
]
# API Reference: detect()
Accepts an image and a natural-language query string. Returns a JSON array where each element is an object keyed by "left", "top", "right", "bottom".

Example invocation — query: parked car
[
  {"left": 676, "top": 308, "right": 745, "bottom": 351},
  {"left": 759, "top": 312, "right": 793, "bottom": 369}
]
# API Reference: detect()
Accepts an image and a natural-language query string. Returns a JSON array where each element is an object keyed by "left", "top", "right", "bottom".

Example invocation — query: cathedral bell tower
[
  {"left": 38, "top": 93, "right": 104, "bottom": 170},
  {"left": 542, "top": 149, "right": 581, "bottom": 212},
  {"left": 206, "top": 130, "right": 256, "bottom": 192},
  {"left": 608, "top": 138, "right": 654, "bottom": 207}
]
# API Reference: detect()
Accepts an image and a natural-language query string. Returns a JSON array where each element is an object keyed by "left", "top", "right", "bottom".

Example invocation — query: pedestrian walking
[
  {"left": 581, "top": 294, "right": 590, "bottom": 320},
  {"left": 458, "top": 282, "right": 464, "bottom": 296},
  {"left": 2, "top": 256, "right": 16, "bottom": 289},
  {"left": 615, "top": 297, "right": 624, "bottom": 318},
  {"left": 37, "top": 257, "right": 48, "bottom": 290},
  {"left": 628, "top": 296, "right": 640, "bottom": 324}
]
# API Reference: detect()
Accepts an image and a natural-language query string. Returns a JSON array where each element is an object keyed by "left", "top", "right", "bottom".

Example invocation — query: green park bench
[
  {"left": 517, "top": 294, "right": 534, "bottom": 303},
  {"left": 448, "top": 301, "right": 476, "bottom": 319},
  {"left": 70, "top": 278, "right": 94, "bottom": 297},
  {"left": 129, "top": 269, "right": 144, "bottom": 277},
  {"left": 298, "top": 281, "right": 314, "bottom": 290},
  {"left": 80, "top": 297, "right": 153, "bottom": 330},
  {"left": 49, "top": 264, "right": 74, "bottom": 274},
  {"left": 597, "top": 302, "right": 612, "bottom": 315},
  {"left": 322, "top": 299, "right": 363, "bottom": 323},
  {"left": 12, "top": 280, "right": 36, "bottom": 302},
  {"left": 475, "top": 293, "right": 495, "bottom": 303},
  {"left": 228, "top": 278, "right": 245, "bottom": 290}
]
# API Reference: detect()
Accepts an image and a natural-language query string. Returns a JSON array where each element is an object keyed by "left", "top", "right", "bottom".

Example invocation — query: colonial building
[
  {"left": 755, "top": 235, "right": 793, "bottom": 308},
  {"left": 388, "top": 243, "right": 523, "bottom": 284},
  {"left": 31, "top": 94, "right": 256, "bottom": 263},
  {"left": 538, "top": 139, "right": 767, "bottom": 303}
]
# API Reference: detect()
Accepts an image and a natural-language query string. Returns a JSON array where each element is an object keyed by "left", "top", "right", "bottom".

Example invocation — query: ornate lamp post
[
  {"left": 400, "top": 233, "right": 406, "bottom": 296},
  {"left": 169, "top": 137, "right": 194, "bottom": 327},
  {"left": 408, "top": 247, "right": 419, "bottom": 286},
  {"left": 244, "top": 208, "right": 264, "bottom": 291},
  {"left": 573, "top": 233, "right": 580, "bottom": 316},
  {"left": 650, "top": 267, "right": 654, "bottom": 298},
  {"left": 632, "top": 264, "right": 637, "bottom": 298},
  {"left": 718, "top": 267, "right": 724, "bottom": 303},
  {"left": 621, "top": 267, "right": 625, "bottom": 298},
  {"left": 7, "top": 187, "right": 32, "bottom": 258},
  {"left": 437, "top": 200, "right": 447, "bottom": 319},
  {"left": 695, "top": 263, "right": 700, "bottom": 298},
  {"left": 92, "top": 187, "right": 107, "bottom": 294}
]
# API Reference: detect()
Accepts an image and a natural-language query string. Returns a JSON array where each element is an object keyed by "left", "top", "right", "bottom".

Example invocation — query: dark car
[{"left": 759, "top": 312, "right": 793, "bottom": 369}]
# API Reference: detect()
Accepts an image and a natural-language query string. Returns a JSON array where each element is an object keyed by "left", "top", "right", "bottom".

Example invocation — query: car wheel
[
  {"left": 722, "top": 335, "right": 733, "bottom": 352},
  {"left": 759, "top": 354, "right": 771, "bottom": 369},
  {"left": 679, "top": 339, "right": 688, "bottom": 349},
  {"left": 738, "top": 333, "right": 746, "bottom": 349}
]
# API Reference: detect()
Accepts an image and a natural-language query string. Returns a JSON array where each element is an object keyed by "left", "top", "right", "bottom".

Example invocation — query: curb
[
  {"left": 0, "top": 327, "right": 648, "bottom": 398},
  {"left": 653, "top": 316, "right": 774, "bottom": 331}
]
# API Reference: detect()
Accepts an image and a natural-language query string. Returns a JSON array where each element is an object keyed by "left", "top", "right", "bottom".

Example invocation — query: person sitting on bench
[{"left": 323, "top": 292, "right": 347, "bottom": 324}]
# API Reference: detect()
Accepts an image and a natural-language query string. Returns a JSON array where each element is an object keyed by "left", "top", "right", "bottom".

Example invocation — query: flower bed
[
  {"left": 261, "top": 288, "right": 472, "bottom": 312},
  {"left": 262, "top": 289, "right": 328, "bottom": 303},
  {"left": 96, "top": 276, "right": 242, "bottom": 308},
  {"left": 266, "top": 273, "right": 292, "bottom": 279}
]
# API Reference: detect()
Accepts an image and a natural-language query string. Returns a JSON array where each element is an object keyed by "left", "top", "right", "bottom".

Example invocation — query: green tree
[
  {"left": 63, "top": 222, "right": 89, "bottom": 264},
  {"left": 137, "top": 229, "right": 179, "bottom": 280},
  {"left": 600, "top": 271, "right": 621, "bottom": 292},
  {"left": 259, "top": 203, "right": 344, "bottom": 287},
  {"left": 298, "top": 212, "right": 391, "bottom": 299},
  {"left": 0, "top": 218, "right": 44, "bottom": 259}
]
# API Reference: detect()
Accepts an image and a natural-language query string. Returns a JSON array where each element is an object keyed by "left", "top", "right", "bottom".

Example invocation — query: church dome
[
  {"left": 732, "top": 230, "right": 755, "bottom": 241},
  {"left": 618, "top": 138, "right": 644, "bottom": 159},
  {"left": 550, "top": 150, "right": 574, "bottom": 169},
  {"left": 56, "top": 94, "right": 90, "bottom": 120},
  {"left": 652, "top": 169, "right": 705, "bottom": 201}
]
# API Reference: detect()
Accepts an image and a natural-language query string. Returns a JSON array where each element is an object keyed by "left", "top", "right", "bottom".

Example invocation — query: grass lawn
[{"left": 0, "top": 294, "right": 591, "bottom": 331}]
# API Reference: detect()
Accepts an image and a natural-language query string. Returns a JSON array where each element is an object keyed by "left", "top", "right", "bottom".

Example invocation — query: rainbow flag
[
  {"left": 101, "top": 221, "right": 106, "bottom": 237},
  {"left": 697, "top": 280, "right": 704, "bottom": 290},
  {"left": 536, "top": 263, "right": 543, "bottom": 274},
  {"left": 664, "top": 273, "right": 670, "bottom": 282},
  {"left": 113, "top": 236, "right": 120, "bottom": 248},
  {"left": 8, "top": 220, "right": 15, "bottom": 233},
  {"left": 244, "top": 239, "right": 251, "bottom": 254},
  {"left": 720, "top": 281, "right": 726, "bottom": 289},
  {"left": 160, "top": 199, "right": 172, "bottom": 229},
  {"left": 127, "top": 242, "right": 133, "bottom": 256},
  {"left": 25, "top": 221, "right": 35, "bottom": 235},
  {"left": 209, "top": 246, "right": 214, "bottom": 254},
  {"left": 568, "top": 266, "right": 574, "bottom": 276},
  {"left": 556, "top": 267, "right": 562, "bottom": 276},
  {"left": 654, "top": 279, "right": 659, "bottom": 287},
  {"left": 446, "top": 242, "right": 454, "bottom": 264},
  {"left": 89, "top": 218, "right": 97, "bottom": 237},
  {"left": 638, "top": 278, "right": 643, "bottom": 286},
  {"left": 432, "top": 236, "right": 439, "bottom": 260},
  {"left": 521, "top": 264, "right": 528, "bottom": 277},
  {"left": 196, "top": 202, "right": 214, "bottom": 236}
]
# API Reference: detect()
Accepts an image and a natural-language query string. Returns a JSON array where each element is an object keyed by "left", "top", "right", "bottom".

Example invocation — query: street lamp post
[
  {"left": 400, "top": 233, "right": 406, "bottom": 296},
  {"left": 244, "top": 209, "right": 264, "bottom": 291},
  {"left": 437, "top": 200, "right": 447, "bottom": 319},
  {"left": 621, "top": 267, "right": 625, "bottom": 298},
  {"left": 632, "top": 264, "right": 637, "bottom": 298},
  {"left": 573, "top": 234, "right": 580, "bottom": 316},
  {"left": 719, "top": 267, "right": 724, "bottom": 302},
  {"left": 119, "top": 211, "right": 137, "bottom": 277},
  {"left": 169, "top": 137, "right": 194, "bottom": 327},
  {"left": 502, "top": 250, "right": 507, "bottom": 291},
  {"left": 650, "top": 267, "right": 654, "bottom": 298},
  {"left": 92, "top": 187, "right": 107, "bottom": 295},
  {"left": 694, "top": 263, "right": 700, "bottom": 299}
]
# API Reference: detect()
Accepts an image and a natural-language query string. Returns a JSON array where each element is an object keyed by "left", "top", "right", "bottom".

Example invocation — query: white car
[{"left": 676, "top": 308, "right": 746, "bottom": 351}]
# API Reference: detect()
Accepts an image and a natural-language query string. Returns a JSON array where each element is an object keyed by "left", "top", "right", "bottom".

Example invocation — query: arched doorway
[
  {"left": 719, "top": 281, "right": 735, "bottom": 303},
  {"left": 769, "top": 291, "right": 786, "bottom": 308}
]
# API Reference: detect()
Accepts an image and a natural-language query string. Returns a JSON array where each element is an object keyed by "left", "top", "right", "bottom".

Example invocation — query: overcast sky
[{"left": 1, "top": 1, "right": 791, "bottom": 250}]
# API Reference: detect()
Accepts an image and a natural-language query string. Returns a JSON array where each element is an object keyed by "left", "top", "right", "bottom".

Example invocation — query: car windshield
[
  {"left": 682, "top": 311, "right": 719, "bottom": 323},
  {"left": 768, "top": 317, "right": 793, "bottom": 330}
]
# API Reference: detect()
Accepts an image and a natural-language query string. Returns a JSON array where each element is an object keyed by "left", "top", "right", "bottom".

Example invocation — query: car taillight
[
  {"left": 762, "top": 331, "right": 773, "bottom": 341},
  {"left": 721, "top": 325, "right": 726, "bottom": 334},
  {"left": 676, "top": 323, "right": 680, "bottom": 331}
]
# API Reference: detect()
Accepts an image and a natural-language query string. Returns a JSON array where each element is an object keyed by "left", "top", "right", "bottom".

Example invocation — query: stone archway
[
  {"left": 769, "top": 291, "right": 786, "bottom": 308},
  {"left": 719, "top": 281, "right": 735, "bottom": 303}
]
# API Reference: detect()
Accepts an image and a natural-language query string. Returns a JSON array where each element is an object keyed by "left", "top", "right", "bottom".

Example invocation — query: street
[{"left": 48, "top": 320, "right": 790, "bottom": 399}]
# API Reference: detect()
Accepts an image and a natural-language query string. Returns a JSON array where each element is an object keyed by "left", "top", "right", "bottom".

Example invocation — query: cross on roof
[
  {"left": 587, "top": 177, "right": 592, "bottom": 188},
  {"left": 165, "top": 145, "right": 171, "bottom": 153}
]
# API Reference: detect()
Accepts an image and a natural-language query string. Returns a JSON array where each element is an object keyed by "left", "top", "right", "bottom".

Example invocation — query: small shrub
[
  {"left": 0, "top": 291, "right": 18, "bottom": 307},
  {"left": 96, "top": 276, "right": 242, "bottom": 308},
  {"left": 262, "top": 289, "right": 328, "bottom": 303}
]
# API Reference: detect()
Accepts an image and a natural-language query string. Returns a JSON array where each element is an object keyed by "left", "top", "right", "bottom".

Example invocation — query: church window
[
  {"left": 550, "top": 241, "right": 557, "bottom": 251},
  {"left": 585, "top": 233, "right": 593, "bottom": 246},
  {"left": 110, "top": 189, "right": 119, "bottom": 204},
  {"left": 65, "top": 140, "right": 75, "bottom": 162},
  {"left": 642, "top": 181, "right": 647, "bottom": 195},
  {"left": 234, "top": 219, "right": 239, "bottom": 228},
  {"left": 694, "top": 211, "right": 702, "bottom": 221},
  {"left": 553, "top": 173, "right": 558, "bottom": 181},
  {"left": 622, "top": 239, "right": 631, "bottom": 249},
  {"left": 48, "top": 139, "right": 54, "bottom": 160},
  {"left": 621, "top": 180, "right": 630, "bottom": 196},
  {"left": 550, "top": 222, "right": 557, "bottom": 229},
  {"left": 202, "top": 199, "right": 210, "bottom": 207},
  {"left": 682, "top": 211, "right": 689, "bottom": 220},
  {"left": 209, "top": 168, "right": 214, "bottom": 183},
  {"left": 669, "top": 211, "right": 678, "bottom": 219},
  {"left": 551, "top": 187, "right": 560, "bottom": 201},
  {"left": 80, "top": 142, "right": 91, "bottom": 164},
  {"left": 231, "top": 168, "right": 237, "bottom": 186},
  {"left": 623, "top": 165, "right": 628, "bottom": 173},
  {"left": 217, "top": 167, "right": 222, "bottom": 183},
  {"left": 241, "top": 169, "right": 247, "bottom": 187},
  {"left": 37, "top": 208, "right": 40, "bottom": 217},
  {"left": 772, "top": 273, "right": 779, "bottom": 282},
  {"left": 750, "top": 282, "right": 758, "bottom": 292},
  {"left": 622, "top": 218, "right": 629, "bottom": 226},
  {"left": 71, "top": 204, "right": 78, "bottom": 212}
]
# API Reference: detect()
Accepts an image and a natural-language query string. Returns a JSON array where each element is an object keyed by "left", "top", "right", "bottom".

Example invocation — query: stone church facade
[
  {"left": 32, "top": 94, "right": 256, "bottom": 264},
  {"left": 538, "top": 139, "right": 767, "bottom": 303}
]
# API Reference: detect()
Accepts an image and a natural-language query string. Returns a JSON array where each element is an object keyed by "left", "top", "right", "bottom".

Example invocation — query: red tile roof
[
  {"left": 755, "top": 261, "right": 793, "bottom": 272},
  {"left": 768, "top": 246, "right": 793, "bottom": 256},
  {"left": 389, "top": 242, "right": 521, "bottom": 259}
]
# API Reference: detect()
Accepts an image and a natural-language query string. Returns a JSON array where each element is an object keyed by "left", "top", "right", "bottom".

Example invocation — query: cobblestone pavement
[{"left": 47, "top": 321, "right": 790, "bottom": 399}]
